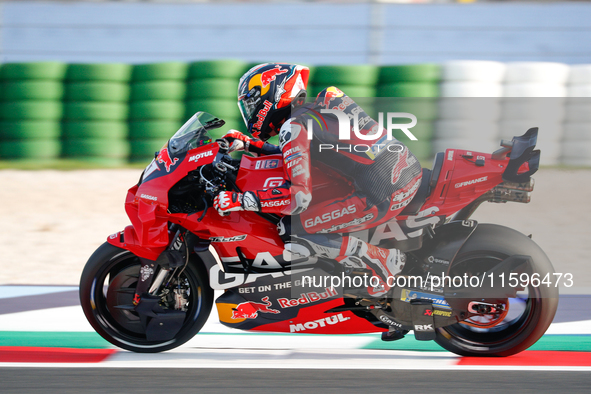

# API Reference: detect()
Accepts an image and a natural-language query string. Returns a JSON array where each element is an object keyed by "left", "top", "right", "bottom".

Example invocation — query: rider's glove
[
  {"left": 222, "top": 130, "right": 252, "bottom": 153},
  {"left": 222, "top": 130, "right": 265, "bottom": 153},
  {"left": 213, "top": 191, "right": 260, "bottom": 216}
]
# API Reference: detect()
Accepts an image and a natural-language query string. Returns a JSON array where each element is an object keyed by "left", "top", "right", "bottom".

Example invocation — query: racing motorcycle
[{"left": 80, "top": 111, "right": 558, "bottom": 356}]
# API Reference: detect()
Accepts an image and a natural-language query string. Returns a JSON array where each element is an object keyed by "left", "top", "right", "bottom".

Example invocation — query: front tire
[
  {"left": 79, "top": 242, "right": 214, "bottom": 353},
  {"left": 434, "top": 224, "right": 558, "bottom": 357}
]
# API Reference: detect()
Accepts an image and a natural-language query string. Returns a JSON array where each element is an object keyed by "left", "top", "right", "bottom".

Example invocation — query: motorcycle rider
[{"left": 213, "top": 63, "right": 423, "bottom": 297}]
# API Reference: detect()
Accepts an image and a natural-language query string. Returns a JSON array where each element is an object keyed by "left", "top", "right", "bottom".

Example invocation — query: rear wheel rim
[{"left": 440, "top": 253, "right": 541, "bottom": 351}]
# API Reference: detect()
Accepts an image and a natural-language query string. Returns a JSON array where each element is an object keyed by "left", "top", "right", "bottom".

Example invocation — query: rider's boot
[
  {"left": 381, "top": 328, "right": 410, "bottom": 342},
  {"left": 281, "top": 233, "right": 405, "bottom": 297},
  {"left": 340, "top": 236, "right": 406, "bottom": 297}
]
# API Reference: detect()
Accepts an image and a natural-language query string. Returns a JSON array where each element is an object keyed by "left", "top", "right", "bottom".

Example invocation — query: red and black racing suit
[{"left": 246, "top": 87, "right": 423, "bottom": 244}]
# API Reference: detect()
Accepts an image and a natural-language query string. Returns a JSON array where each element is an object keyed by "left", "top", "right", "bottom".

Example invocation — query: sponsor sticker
[
  {"left": 289, "top": 313, "right": 350, "bottom": 333},
  {"left": 140, "top": 265, "right": 154, "bottom": 282},
  {"left": 156, "top": 147, "right": 178, "bottom": 172},
  {"left": 263, "top": 177, "right": 284, "bottom": 188},
  {"left": 317, "top": 213, "right": 374, "bottom": 234},
  {"left": 231, "top": 296, "right": 280, "bottom": 319},
  {"left": 414, "top": 324, "right": 434, "bottom": 332},
  {"left": 378, "top": 314, "right": 402, "bottom": 328},
  {"left": 188, "top": 149, "right": 214, "bottom": 163},
  {"left": 304, "top": 205, "right": 357, "bottom": 228},
  {"left": 261, "top": 199, "right": 290, "bottom": 208},
  {"left": 277, "top": 287, "right": 337, "bottom": 308},
  {"left": 424, "top": 309, "right": 452, "bottom": 318},
  {"left": 400, "top": 289, "right": 451, "bottom": 310},
  {"left": 209, "top": 235, "right": 247, "bottom": 243},
  {"left": 261, "top": 65, "right": 288, "bottom": 87},
  {"left": 455, "top": 176, "right": 488, "bottom": 189},
  {"left": 253, "top": 100, "right": 273, "bottom": 131},
  {"left": 255, "top": 159, "right": 280, "bottom": 170},
  {"left": 140, "top": 193, "right": 158, "bottom": 201}
]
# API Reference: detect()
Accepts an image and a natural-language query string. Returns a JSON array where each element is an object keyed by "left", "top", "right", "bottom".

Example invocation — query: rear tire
[
  {"left": 434, "top": 224, "right": 558, "bottom": 357},
  {"left": 79, "top": 242, "right": 213, "bottom": 353}
]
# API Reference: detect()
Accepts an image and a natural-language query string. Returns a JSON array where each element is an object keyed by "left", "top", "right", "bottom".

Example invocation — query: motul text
[{"left": 289, "top": 313, "right": 350, "bottom": 333}]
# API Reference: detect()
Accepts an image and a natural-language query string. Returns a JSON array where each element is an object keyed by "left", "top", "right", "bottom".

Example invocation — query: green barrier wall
[
  {"left": 0, "top": 61, "right": 441, "bottom": 165},
  {"left": 0, "top": 62, "right": 66, "bottom": 160}
]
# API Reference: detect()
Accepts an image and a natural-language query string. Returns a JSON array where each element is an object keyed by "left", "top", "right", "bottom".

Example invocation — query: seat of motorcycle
[
  {"left": 399, "top": 168, "right": 432, "bottom": 216},
  {"left": 400, "top": 151, "right": 444, "bottom": 216}
]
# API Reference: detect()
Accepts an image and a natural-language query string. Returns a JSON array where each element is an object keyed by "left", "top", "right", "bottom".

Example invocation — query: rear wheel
[
  {"left": 434, "top": 224, "right": 558, "bottom": 357},
  {"left": 79, "top": 242, "right": 213, "bottom": 353}
]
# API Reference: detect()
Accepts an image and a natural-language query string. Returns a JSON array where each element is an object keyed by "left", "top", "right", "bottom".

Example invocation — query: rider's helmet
[{"left": 237, "top": 63, "right": 309, "bottom": 141}]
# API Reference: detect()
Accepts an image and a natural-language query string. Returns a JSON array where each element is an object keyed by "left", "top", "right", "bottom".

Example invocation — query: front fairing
[
  {"left": 140, "top": 112, "right": 223, "bottom": 185},
  {"left": 123, "top": 112, "right": 224, "bottom": 249}
]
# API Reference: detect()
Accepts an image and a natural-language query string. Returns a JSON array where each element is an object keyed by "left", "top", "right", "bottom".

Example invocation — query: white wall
[{"left": 2, "top": 1, "right": 591, "bottom": 65}]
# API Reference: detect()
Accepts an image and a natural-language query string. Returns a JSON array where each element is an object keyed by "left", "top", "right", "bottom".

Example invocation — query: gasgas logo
[
  {"left": 304, "top": 205, "right": 357, "bottom": 228},
  {"left": 289, "top": 313, "right": 350, "bottom": 333},
  {"left": 261, "top": 199, "right": 290, "bottom": 208},
  {"left": 263, "top": 177, "right": 284, "bottom": 188},
  {"left": 140, "top": 194, "right": 158, "bottom": 201}
]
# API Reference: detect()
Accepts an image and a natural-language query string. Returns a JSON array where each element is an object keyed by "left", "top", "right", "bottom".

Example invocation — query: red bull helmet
[{"left": 238, "top": 63, "right": 309, "bottom": 141}]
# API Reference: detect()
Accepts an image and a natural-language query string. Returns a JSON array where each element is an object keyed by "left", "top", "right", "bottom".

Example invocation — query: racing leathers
[{"left": 216, "top": 87, "right": 423, "bottom": 296}]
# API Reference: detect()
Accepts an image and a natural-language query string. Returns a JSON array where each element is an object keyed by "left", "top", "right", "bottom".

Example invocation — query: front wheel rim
[{"left": 89, "top": 251, "right": 204, "bottom": 350}]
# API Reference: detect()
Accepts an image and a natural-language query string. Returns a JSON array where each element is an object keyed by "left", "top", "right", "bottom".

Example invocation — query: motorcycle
[{"left": 80, "top": 111, "right": 558, "bottom": 356}]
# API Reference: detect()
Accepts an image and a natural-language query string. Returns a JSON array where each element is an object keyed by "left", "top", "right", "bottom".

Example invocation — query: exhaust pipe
[{"left": 497, "top": 178, "right": 535, "bottom": 192}]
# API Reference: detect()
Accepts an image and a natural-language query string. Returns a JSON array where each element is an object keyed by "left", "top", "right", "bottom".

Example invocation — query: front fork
[
  {"left": 132, "top": 261, "right": 170, "bottom": 305},
  {"left": 133, "top": 225, "right": 188, "bottom": 306}
]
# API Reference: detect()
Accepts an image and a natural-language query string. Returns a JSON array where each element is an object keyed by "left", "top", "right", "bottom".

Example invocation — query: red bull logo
[
  {"left": 231, "top": 296, "right": 280, "bottom": 319},
  {"left": 277, "top": 287, "right": 338, "bottom": 308},
  {"left": 261, "top": 65, "right": 288, "bottom": 87},
  {"left": 253, "top": 100, "right": 273, "bottom": 131},
  {"left": 320, "top": 86, "right": 344, "bottom": 108},
  {"left": 157, "top": 147, "right": 178, "bottom": 172}
]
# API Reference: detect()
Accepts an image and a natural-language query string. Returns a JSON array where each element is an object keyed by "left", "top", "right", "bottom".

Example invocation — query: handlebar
[
  {"left": 215, "top": 138, "right": 231, "bottom": 154},
  {"left": 195, "top": 139, "right": 242, "bottom": 221}
]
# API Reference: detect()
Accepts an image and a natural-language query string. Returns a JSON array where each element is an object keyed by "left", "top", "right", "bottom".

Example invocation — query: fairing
[{"left": 107, "top": 120, "right": 540, "bottom": 335}]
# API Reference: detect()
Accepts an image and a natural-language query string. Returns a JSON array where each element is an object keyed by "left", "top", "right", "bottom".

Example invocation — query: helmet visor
[{"left": 238, "top": 94, "right": 259, "bottom": 128}]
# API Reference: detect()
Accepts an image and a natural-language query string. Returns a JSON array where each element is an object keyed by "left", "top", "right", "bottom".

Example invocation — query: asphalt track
[
  {"left": 1, "top": 369, "right": 591, "bottom": 393},
  {"left": 1, "top": 286, "right": 591, "bottom": 393}
]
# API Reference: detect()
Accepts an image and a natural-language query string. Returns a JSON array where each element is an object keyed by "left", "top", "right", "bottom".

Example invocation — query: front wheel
[
  {"left": 79, "top": 242, "right": 214, "bottom": 353},
  {"left": 434, "top": 224, "right": 558, "bottom": 357}
]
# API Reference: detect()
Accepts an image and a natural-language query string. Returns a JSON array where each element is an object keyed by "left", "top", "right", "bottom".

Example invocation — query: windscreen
[{"left": 168, "top": 112, "right": 225, "bottom": 156}]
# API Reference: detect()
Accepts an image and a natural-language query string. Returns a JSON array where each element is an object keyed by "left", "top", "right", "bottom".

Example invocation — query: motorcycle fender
[
  {"left": 398, "top": 221, "right": 479, "bottom": 328},
  {"left": 446, "top": 255, "right": 534, "bottom": 301},
  {"left": 107, "top": 225, "right": 165, "bottom": 261},
  {"left": 195, "top": 249, "right": 220, "bottom": 273},
  {"left": 411, "top": 220, "right": 479, "bottom": 278}
]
